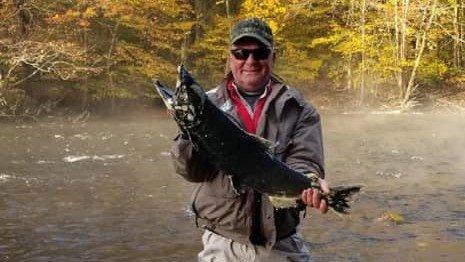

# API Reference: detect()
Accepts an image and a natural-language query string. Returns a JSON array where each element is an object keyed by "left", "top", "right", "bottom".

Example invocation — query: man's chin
[{"left": 240, "top": 80, "right": 267, "bottom": 90}]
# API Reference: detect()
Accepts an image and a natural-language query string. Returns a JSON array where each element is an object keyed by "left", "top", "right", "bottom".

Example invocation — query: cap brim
[{"left": 231, "top": 33, "right": 272, "bottom": 48}]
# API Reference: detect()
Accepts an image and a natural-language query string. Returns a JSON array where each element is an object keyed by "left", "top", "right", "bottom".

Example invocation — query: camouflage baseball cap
[{"left": 230, "top": 18, "right": 273, "bottom": 48}]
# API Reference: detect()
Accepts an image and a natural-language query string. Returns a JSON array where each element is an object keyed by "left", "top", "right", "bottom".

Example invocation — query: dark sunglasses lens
[
  {"left": 254, "top": 48, "right": 271, "bottom": 59},
  {"left": 231, "top": 48, "right": 270, "bottom": 60},
  {"left": 231, "top": 49, "right": 249, "bottom": 60}
]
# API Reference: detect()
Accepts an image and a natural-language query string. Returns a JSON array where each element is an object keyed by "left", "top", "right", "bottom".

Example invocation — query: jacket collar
[{"left": 209, "top": 75, "right": 296, "bottom": 135}]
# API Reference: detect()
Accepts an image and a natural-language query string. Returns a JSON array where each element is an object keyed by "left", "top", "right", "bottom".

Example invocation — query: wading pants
[{"left": 198, "top": 230, "right": 311, "bottom": 262}]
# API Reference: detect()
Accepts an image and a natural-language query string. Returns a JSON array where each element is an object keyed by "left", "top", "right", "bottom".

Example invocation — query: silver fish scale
[{"left": 172, "top": 84, "right": 201, "bottom": 129}]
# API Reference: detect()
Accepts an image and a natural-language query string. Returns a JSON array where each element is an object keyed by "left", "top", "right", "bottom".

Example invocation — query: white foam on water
[
  {"left": 11, "top": 160, "right": 26, "bottom": 164},
  {"left": 16, "top": 125, "right": 32, "bottom": 129},
  {"left": 100, "top": 154, "right": 124, "bottom": 160},
  {"left": 73, "top": 133, "right": 90, "bottom": 140},
  {"left": 101, "top": 135, "right": 112, "bottom": 140},
  {"left": 37, "top": 160, "right": 56, "bottom": 164},
  {"left": 92, "top": 156, "right": 105, "bottom": 161},
  {"left": 391, "top": 149, "right": 400, "bottom": 154},
  {"left": 411, "top": 156, "right": 424, "bottom": 161},
  {"left": 0, "top": 173, "right": 14, "bottom": 182},
  {"left": 370, "top": 110, "right": 402, "bottom": 115},
  {"left": 63, "top": 155, "right": 91, "bottom": 162},
  {"left": 63, "top": 154, "right": 125, "bottom": 163}
]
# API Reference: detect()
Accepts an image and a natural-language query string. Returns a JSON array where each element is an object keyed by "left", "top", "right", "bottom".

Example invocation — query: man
[{"left": 171, "top": 18, "right": 329, "bottom": 261}]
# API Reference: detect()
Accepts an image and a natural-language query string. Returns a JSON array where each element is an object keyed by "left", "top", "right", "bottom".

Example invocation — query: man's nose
[{"left": 244, "top": 53, "right": 258, "bottom": 65}]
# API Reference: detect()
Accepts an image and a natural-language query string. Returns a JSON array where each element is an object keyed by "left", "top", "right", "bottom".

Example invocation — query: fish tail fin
[{"left": 326, "top": 185, "right": 362, "bottom": 214}]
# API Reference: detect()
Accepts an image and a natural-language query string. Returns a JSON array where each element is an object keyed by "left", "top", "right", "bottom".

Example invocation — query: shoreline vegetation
[
  {"left": 1, "top": 1, "right": 464, "bottom": 120},
  {"left": 1, "top": 89, "right": 464, "bottom": 124}
]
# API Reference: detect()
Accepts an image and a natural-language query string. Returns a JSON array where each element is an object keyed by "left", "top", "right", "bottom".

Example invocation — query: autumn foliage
[{"left": 0, "top": 0, "right": 464, "bottom": 114}]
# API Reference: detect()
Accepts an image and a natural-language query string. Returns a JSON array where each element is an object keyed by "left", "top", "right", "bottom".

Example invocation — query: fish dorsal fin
[{"left": 249, "top": 134, "right": 275, "bottom": 153}]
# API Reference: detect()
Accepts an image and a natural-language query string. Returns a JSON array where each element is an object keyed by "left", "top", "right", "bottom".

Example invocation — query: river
[{"left": 1, "top": 111, "right": 464, "bottom": 261}]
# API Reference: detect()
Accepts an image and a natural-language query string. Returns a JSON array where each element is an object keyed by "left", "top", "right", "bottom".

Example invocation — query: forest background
[{"left": 1, "top": 0, "right": 465, "bottom": 117}]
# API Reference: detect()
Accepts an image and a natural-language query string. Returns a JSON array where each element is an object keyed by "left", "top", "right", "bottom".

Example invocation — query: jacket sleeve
[
  {"left": 170, "top": 133, "right": 218, "bottom": 182},
  {"left": 285, "top": 104, "right": 325, "bottom": 179}
]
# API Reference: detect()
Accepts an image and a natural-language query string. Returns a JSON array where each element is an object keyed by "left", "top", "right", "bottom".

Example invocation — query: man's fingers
[
  {"left": 306, "top": 189, "right": 314, "bottom": 207},
  {"left": 318, "top": 178, "right": 330, "bottom": 194},
  {"left": 301, "top": 189, "right": 313, "bottom": 207},
  {"left": 319, "top": 199, "right": 328, "bottom": 214},
  {"left": 300, "top": 178, "right": 331, "bottom": 214},
  {"left": 302, "top": 187, "right": 329, "bottom": 214},
  {"left": 312, "top": 188, "right": 321, "bottom": 208}
]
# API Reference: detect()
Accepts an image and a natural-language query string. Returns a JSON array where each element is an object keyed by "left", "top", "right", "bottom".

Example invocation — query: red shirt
[{"left": 226, "top": 79, "right": 272, "bottom": 134}]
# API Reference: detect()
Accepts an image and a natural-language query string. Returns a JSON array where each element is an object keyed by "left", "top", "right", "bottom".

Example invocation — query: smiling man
[{"left": 171, "top": 18, "right": 329, "bottom": 261}]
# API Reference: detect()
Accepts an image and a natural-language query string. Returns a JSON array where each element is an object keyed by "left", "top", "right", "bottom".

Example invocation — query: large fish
[{"left": 154, "top": 65, "right": 361, "bottom": 214}]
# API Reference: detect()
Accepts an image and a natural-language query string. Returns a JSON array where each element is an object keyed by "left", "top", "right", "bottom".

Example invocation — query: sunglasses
[{"left": 230, "top": 48, "right": 271, "bottom": 60}]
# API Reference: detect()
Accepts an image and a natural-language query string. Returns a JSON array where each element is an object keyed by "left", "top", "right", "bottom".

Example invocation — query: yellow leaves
[
  {"left": 50, "top": 14, "right": 64, "bottom": 24},
  {"left": 77, "top": 19, "right": 90, "bottom": 28},
  {"left": 241, "top": 0, "right": 287, "bottom": 24},
  {"left": 65, "top": 10, "right": 81, "bottom": 20},
  {"left": 268, "top": 21, "right": 278, "bottom": 34},
  {"left": 50, "top": 10, "right": 80, "bottom": 24},
  {"left": 82, "top": 7, "right": 97, "bottom": 19},
  {"left": 49, "top": 6, "right": 96, "bottom": 28}
]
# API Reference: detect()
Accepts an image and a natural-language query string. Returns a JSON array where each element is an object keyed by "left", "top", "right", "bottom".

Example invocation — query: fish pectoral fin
[
  {"left": 228, "top": 175, "right": 244, "bottom": 196},
  {"left": 268, "top": 195, "right": 298, "bottom": 209}
]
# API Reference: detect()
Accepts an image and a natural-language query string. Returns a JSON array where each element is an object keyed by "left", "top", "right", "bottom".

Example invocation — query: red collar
[{"left": 226, "top": 78, "right": 272, "bottom": 134}]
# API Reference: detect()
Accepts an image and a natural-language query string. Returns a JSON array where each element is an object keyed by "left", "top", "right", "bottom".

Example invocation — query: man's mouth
[{"left": 242, "top": 69, "right": 260, "bottom": 75}]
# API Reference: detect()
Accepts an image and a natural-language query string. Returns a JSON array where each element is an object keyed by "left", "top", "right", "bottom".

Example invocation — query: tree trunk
[
  {"left": 457, "top": 0, "right": 464, "bottom": 67},
  {"left": 193, "top": 0, "right": 206, "bottom": 41},
  {"left": 13, "top": 0, "right": 35, "bottom": 98},
  {"left": 225, "top": 0, "right": 231, "bottom": 19},
  {"left": 399, "top": 0, "right": 409, "bottom": 99},
  {"left": 345, "top": 0, "right": 355, "bottom": 91},
  {"left": 82, "top": 29, "right": 89, "bottom": 112},
  {"left": 402, "top": 0, "right": 438, "bottom": 107},
  {"left": 458, "top": 0, "right": 465, "bottom": 67},
  {"left": 359, "top": 0, "right": 366, "bottom": 107},
  {"left": 107, "top": 22, "right": 119, "bottom": 113},
  {"left": 393, "top": 0, "right": 403, "bottom": 99},
  {"left": 453, "top": 0, "right": 460, "bottom": 67}
]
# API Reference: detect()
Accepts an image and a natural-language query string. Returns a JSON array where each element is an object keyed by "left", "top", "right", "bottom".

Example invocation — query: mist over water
[{"left": 1, "top": 111, "right": 464, "bottom": 261}]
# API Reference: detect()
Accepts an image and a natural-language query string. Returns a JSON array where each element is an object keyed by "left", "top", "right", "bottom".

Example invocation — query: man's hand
[{"left": 301, "top": 178, "right": 330, "bottom": 214}]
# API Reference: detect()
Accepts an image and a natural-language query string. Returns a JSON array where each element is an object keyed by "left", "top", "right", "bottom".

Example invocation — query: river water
[{"left": 1, "top": 111, "right": 464, "bottom": 261}]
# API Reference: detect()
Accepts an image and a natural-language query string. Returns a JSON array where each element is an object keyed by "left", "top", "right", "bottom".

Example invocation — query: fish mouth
[{"left": 153, "top": 80, "right": 175, "bottom": 110}]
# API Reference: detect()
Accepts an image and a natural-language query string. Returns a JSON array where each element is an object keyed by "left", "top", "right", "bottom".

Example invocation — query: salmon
[{"left": 154, "top": 65, "right": 361, "bottom": 214}]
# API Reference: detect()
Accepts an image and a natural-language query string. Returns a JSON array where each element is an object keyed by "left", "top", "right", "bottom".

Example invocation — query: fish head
[{"left": 172, "top": 65, "right": 207, "bottom": 129}]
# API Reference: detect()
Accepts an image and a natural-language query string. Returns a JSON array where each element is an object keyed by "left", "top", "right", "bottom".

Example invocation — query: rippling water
[{"left": 1, "top": 112, "right": 464, "bottom": 261}]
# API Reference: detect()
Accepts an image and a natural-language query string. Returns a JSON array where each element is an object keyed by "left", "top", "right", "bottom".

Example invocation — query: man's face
[{"left": 229, "top": 38, "right": 274, "bottom": 92}]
